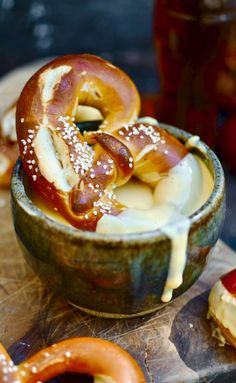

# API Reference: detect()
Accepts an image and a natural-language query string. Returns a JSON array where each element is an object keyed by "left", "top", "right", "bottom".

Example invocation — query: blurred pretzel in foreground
[{"left": 0, "top": 337, "right": 146, "bottom": 382}]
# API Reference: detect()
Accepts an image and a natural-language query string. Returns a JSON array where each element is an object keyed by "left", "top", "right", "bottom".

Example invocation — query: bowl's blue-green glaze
[{"left": 11, "top": 124, "right": 225, "bottom": 318}]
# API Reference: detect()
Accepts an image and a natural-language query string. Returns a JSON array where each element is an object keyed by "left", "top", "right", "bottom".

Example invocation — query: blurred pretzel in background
[{"left": 0, "top": 103, "right": 18, "bottom": 187}]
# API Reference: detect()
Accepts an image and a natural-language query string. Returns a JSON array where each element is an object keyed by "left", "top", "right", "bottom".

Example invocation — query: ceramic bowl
[{"left": 11, "top": 124, "right": 225, "bottom": 318}]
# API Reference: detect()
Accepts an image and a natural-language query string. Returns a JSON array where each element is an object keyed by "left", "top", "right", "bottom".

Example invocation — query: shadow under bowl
[{"left": 11, "top": 124, "right": 225, "bottom": 318}]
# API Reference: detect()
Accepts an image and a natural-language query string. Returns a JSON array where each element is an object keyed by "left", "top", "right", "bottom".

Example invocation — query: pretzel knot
[
  {"left": 16, "top": 54, "right": 187, "bottom": 231},
  {"left": 0, "top": 337, "right": 146, "bottom": 382}
]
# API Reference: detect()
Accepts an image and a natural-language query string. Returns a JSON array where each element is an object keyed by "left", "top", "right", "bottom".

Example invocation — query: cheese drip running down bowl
[{"left": 97, "top": 148, "right": 214, "bottom": 303}]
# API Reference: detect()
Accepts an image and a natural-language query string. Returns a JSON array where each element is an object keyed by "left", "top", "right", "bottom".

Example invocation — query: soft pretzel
[
  {"left": 0, "top": 102, "right": 102, "bottom": 189},
  {"left": 75, "top": 121, "right": 188, "bottom": 219},
  {"left": 0, "top": 337, "right": 146, "bottom": 382},
  {"left": 208, "top": 269, "right": 236, "bottom": 349},
  {"left": 16, "top": 54, "right": 140, "bottom": 230},
  {"left": 16, "top": 54, "right": 188, "bottom": 231},
  {"left": 0, "top": 103, "right": 18, "bottom": 187},
  {"left": 112, "top": 120, "right": 188, "bottom": 185}
]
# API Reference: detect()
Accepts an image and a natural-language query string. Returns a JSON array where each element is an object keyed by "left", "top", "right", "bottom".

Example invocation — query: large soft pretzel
[
  {"left": 0, "top": 337, "right": 146, "bottom": 382},
  {"left": 16, "top": 54, "right": 187, "bottom": 231}
]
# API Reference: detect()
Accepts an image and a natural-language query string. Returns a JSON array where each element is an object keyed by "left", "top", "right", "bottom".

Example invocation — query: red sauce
[{"left": 221, "top": 269, "right": 236, "bottom": 296}]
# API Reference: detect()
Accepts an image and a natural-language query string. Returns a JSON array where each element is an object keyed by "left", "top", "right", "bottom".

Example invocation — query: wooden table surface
[{"left": 0, "top": 189, "right": 236, "bottom": 383}]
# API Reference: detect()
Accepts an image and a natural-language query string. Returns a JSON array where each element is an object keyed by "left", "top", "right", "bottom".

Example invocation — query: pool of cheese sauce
[{"left": 27, "top": 151, "right": 214, "bottom": 303}]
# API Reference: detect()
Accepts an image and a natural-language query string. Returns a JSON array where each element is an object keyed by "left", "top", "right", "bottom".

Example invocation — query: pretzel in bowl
[
  {"left": 0, "top": 337, "right": 146, "bottom": 382},
  {"left": 16, "top": 54, "right": 188, "bottom": 231},
  {"left": 0, "top": 103, "right": 18, "bottom": 187}
]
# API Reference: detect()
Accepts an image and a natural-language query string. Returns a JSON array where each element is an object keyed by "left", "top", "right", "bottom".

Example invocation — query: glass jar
[{"left": 154, "top": 0, "right": 236, "bottom": 153}]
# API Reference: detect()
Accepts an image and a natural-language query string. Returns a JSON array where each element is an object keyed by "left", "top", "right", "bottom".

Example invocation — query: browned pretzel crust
[{"left": 0, "top": 337, "right": 146, "bottom": 382}]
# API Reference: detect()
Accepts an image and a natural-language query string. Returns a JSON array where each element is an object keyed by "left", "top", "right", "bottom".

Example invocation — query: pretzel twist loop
[{"left": 16, "top": 54, "right": 187, "bottom": 230}]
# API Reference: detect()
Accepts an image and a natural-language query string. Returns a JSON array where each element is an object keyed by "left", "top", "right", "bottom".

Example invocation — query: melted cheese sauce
[
  {"left": 96, "top": 153, "right": 213, "bottom": 302},
  {"left": 97, "top": 154, "right": 213, "bottom": 235},
  {"left": 26, "top": 152, "right": 213, "bottom": 303},
  {"left": 161, "top": 219, "right": 190, "bottom": 302}
]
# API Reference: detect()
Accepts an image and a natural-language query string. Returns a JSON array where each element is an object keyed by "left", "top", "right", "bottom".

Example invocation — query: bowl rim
[{"left": 11, "top": 123, "right": 225, "bottom": 245}]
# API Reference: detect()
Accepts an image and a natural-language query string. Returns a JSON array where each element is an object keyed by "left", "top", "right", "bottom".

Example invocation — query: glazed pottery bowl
[{"left": 11, "top": 124, "right": 225, "bottom": 318}]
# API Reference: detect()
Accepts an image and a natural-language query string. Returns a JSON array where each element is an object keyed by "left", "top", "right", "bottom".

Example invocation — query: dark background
[
  {"left": 0, "top": 0, "right": 158, "bottom": 93},
  {"left": 0, "top": 0, "right": 235, "bottom": 250}
]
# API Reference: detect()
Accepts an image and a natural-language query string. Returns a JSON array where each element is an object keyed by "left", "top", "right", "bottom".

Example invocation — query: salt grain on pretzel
[{"left": 113, "top": 121, "right": 188, "bottom": 186}]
